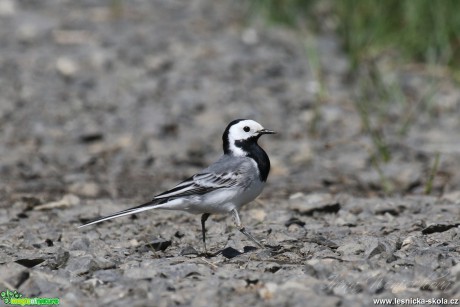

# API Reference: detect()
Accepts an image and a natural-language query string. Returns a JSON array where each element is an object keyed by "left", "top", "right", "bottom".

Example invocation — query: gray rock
[
  {"left": 70, "top": 237, "right": 91, "bottom": 251},
  {"left": 289, "top": 193, "right": 341, "bottom": 215},
  {"left": 65, "top": 255, "right": 101, "bottom": 277}
]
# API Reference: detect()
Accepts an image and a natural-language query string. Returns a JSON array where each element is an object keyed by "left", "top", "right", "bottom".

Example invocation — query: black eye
[{"left": 243, "top": 126, "right": 250, "bottom": 132}]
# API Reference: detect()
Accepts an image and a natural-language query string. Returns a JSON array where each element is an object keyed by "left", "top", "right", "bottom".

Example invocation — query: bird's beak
[{"left": 258, "top": 128, "right": 276, "bottom": 135}]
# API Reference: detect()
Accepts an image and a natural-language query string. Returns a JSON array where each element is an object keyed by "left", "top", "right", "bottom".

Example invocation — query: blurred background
[{"left": 1, "top": 0, "right": 460, "bottom": 207}]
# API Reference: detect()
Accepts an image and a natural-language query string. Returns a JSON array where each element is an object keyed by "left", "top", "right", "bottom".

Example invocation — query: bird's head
[{"left": 223, "top": 119, "right": 275, "bottom": 156}]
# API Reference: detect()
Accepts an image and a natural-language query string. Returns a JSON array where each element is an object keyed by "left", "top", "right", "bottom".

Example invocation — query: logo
[{"left": 1, "top": 290, "right": 60, "bottom": 306}]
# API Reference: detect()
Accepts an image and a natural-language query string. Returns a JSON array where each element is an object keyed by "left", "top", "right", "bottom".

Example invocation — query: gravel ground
[{"left": 1, "top": 0, "right": 460, "bottom": 306}]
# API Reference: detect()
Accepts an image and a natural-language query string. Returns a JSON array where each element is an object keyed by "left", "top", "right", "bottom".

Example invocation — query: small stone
[
  {"left": 0, "top": 0, "right": 15, "bottom": 16},
  {"left": 248, "top": 209, "right": 266, "bottom": 221},
  {"left": 56, "top": 57, "right": 79, "bottom": 77},
  {"left": 241, "top": 28, "right": 258, "bottom": 45},
  {"left": 129, "top": 239, "right": 140, "bottom": 247},
  {"left": 180, "top": 245, "right": 199, "bottom": 256},
  {"left": 289, "top": 193, "right": 340, "bottom": 215},
  {"left": 259, "top": 282, "right": 278, "bottom": 300},
  {"left": 17, "top": 25, "right": 37, "bottom": 43},
  {"left": 337, "top": 242, "right": 365, "bottom": 256},
  {"left": 66, "top": 255, "right": 100, "bottom": 276},
  {"left": 401, "top": 235, "right": 417, "bottom": 250},
  {"left": 70, "top": 237, "right": 90, "bottom": 251},
  {"left": 441, "top": 190, "right": 460, "bottom": 203},
  {"left": 34, "top": 194, "right": 80, "bottom": 210},
  {"left": 68, "top": 182, "right": 100, "bottom": 198}
]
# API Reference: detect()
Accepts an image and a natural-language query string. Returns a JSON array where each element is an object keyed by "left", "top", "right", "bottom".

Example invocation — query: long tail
[{"left": 78, "top": 200, "right": 161, "bottom": 228}]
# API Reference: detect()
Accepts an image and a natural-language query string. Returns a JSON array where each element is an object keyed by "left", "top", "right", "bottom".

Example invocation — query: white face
[
  {"left": 227, "top": 120, "right": 265, "bottom": 156},
  {"left": 228, "top": 119, "right": 264, "bottom": 141}
]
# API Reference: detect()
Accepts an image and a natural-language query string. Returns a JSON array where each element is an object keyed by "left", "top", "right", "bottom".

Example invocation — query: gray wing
[{"left": 153, "top": 156, "right": 255, "bottom": 199}]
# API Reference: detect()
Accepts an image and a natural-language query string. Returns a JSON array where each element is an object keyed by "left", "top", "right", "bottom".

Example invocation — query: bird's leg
[
  {"left": 231, "top": 209, "right": 264, "bottom": 248},
  {"left": 201, "top": 213, "right": 211, "bottom": 254}
]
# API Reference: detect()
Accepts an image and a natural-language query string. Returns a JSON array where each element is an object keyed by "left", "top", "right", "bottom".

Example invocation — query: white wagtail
[{"left": 79, "top": 119, "right": 275, "bottom": 253}]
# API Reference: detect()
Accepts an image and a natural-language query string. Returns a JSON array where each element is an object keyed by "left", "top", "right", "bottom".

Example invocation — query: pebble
[
  {"left": 0, "top": 0, "right": 15, "bottom": 16},
  {"left": 34, "top": 194, "right": 80, "bottom": 210},
  {"left": 68, "top": 182, "right": 100, "bottom": 198},
  {"left": 56, "top": 57, "right": 79, "bottom": 77}
]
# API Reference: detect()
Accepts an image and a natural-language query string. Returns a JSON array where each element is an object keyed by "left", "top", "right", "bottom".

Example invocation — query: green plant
[
  {"left": 425, "top": 152, "right": 441, "bottom": 194},
  {"left": 250, "top": 0, "right": 460, "bottom": 71},
  {"left": 340, "top": 0, "right": 460, "bottom": 70},
  {"left": 303, "top": 35, "right": 327, "bottom": 135},
  {"left": 249, "top": 0, "right": 316, "bottom": 26}
]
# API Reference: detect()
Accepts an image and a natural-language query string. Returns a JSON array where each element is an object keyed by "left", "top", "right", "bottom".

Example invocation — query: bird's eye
[{"left": 243, "top": 126, "right": 250, "bottom": 132}]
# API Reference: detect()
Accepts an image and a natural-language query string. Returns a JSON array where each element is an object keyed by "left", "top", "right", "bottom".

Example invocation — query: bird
[{"left": 79, "top": 119, "right": 275, "bottom": 253}]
